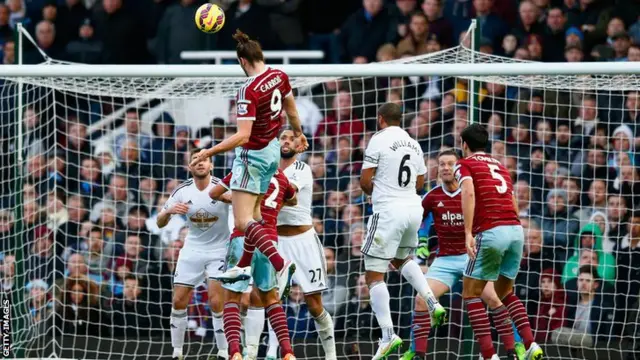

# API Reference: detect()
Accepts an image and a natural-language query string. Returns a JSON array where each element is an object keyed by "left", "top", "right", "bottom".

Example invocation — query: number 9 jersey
[
  {"left": 453, "top": 153, "right": 520, "bottom": 234},
  {"left": 362, "top": 126, "right": 426, "bottom": 210}
]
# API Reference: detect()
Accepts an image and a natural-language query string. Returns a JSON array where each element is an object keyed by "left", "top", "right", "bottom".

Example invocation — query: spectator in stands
[
  {"left": 25, "top": 154, "right": 49, "bottom": 196},
  {"left": 611, "top": 32, "right": 631, "bottom": 61},
  {"left": 563, "top": 223, "right": 617, "bottom": 284},
  {"left": 114, "top": 110, "right": 150, "bottom": 162},
  {"left": 111, "top": 275, "right": 161, "bottom": 337},
  {"left": 534, "top": 268, "right": 566, "bottom": 342},
  {"left": 26, "top": 225, "right": 62, "bottom": 285},
  {"left": 516, "top": 220, "right": 553, "bottom": 312},
  {"left": 138, "top": 176, "right": 157, "bottom": 211},
  {"left": 340, "top": 0, "right": 398, "bottom": 62},
  {"left": 616, "top": 211, "right": 640, "bottom": 305},
  {"left": 26, "top": 279, "right": 50, "bottom": 327},
  {"left": 472, "top": 0, "right": 509, "bottom": 51},
  {"left": 627, "top": 44, "right": 640, "bottom": 61},
  {"left": 2, "top": 39, "right": 14, "bottom": 64},
  {"left": 90, "top": 173, "right": 136, "bottom": 223},
  {"left": 1, "top": 254, "right": 15, "bottom": 291},
  {"left": 45, "top": 191, "right": 68, "bottom": 233},
  {"left": 607, "top": 194, "right": 630, "bottom": 243},
  {"left": 513, "top": 0, "right": 544, "bottom": 42},
  {"left": 153, "top": 0, "right": 211, "bottom": 64},
  {"left": 284, "top": 284, "right": 316, "bottom": 339},
  {"left": 76, "top": 157, "right": 105, "bottom": 203},
  {"left": 543, "top": 6, "right": 568, "bottom": 61},
  {"left": 541, "top": 188, "right": 579, "bottom": 260},
  {"left": 22, "top": 106, "right": 50, "bottom": 160},
  {"left": 0, "top": 4, "right": 12, "bottom": 41},
  {"left": 515, "top": 180, "right": 540, "bottom": 217},
  {"left": 0, "top": 210, "right": 15, "bottom": 257},
  {"left": 216, "top": 0, "right": 270, "bottom": 53},
  {"left": 564, "top": 43, "right": 584, "bottom": 62},
  {"left": 113, "top": 233, "right": 154, "bottom": 275},
  {"left": 96, "top": 207, "right": 121, "bottom": 245},
  {"left": 66, "top": 18, "right": 103, "bottom": 64},
  {"left": 63, "top": 122, "right": 93, "bottom": 177},
  {"left": 116, "top": 205, "right": 158, "bottom": 254},
  {"left": 64, "top": 252, "right": 103, "bottom": 285},
  {"left": 561, "top": 265, "right": 617, "bottom": 346},
  {"left": 148, "top": 239, "right": 183, "bottom": 320},
  {"left": 341, "top": 273, "right": 380, "bottom": 341},
  {"left": 24, "top": 20, "right": 66, "bottom": 64},
  {"left": 396, "top": 11, "right": 429, "bottom": 56},
  {"left": 574, "top": 179, "right": 608, "bottom": 227},
  {"left": 420, "top": 0, "right": 453, "bottom": 48},
  {"left": 337, "top": 223, "right": 365, "bottom": 277},
  {"left": 322, "top": 248, "right": 349, "bottom": 316},
  {"left": 7, "top": 0, "right": 28, "bottom": 29},
  {"left": 94, "top": 148, "right": 116, "bottom": 178},
  {"left": 611, "top": 125, "right": 638, "bottom": 168},
  {"left": 54, "top": 276, "right": 110, "bottom": 337},
  {"left": 552, "top": 122, "right": 574, "bottom": 166},
  {"left": 316, "top": 91, "right": 364, "bottom": 148},
  {"left": 56, "top": 0, "right": 89, "bottom": 45},
  {"left": 109, "top": 256, "right": 132, "bottom": 298},
  {"left": 93, "top": 0, "right": 150, "bottom": 64},
  {"left": 115, "top": 138, "right": 151, "bottom": 191}
]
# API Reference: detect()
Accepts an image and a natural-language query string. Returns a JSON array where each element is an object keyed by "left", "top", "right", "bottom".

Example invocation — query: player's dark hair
[
  {"left": 189, "top": 147, "right": 210, "bottom": 160},
  {"left": 460, "top": 124, "right": 489, "bottom": 152},
  {"left": 378, "top": 103, "right": 403, "bottom": 126},
  {"left": 578, "top": 265, "right": 600, "bottom": 282},
  {"left": 437, "top": 149, "right": 459, "bottom": 160},
  {"left": 233, "top": 29, "right": 264, "bottom": 64}
]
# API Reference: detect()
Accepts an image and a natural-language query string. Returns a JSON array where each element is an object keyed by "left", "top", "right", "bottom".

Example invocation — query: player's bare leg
[
  {"left": 403, "top": 279, "right": 450, "bottom": 360},
  {"left": 244, "top": 289, "right": 265, "bottom": 360},
  {"left": 258, "top": 290, "right": 296, "bottom": 360},
  {"left": 304, "top": 292, "right": 337, "bottom": 360},
  {"left": 494, "top": 276, "right": 543, "bottom": 360},
  {"left": 218, "top": 191, "right": 295, "bottom": 296},
  {"left": 170, "top": 285, "right": 194, "bottom": 360},
  {"left": 207, "top": 280, "right": 228, "bottom": 359}
]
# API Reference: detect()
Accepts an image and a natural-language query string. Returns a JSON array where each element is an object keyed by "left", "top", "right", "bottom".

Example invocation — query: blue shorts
[
  {"left": 464, "top": 225, "right": 524, "bottom": 281},
  {"left": 231, "top": 138, "right": 280, "bottom": 194},
  {"left": 222, "top": 236, "right": 277, "bottom": 293},
  {"left": 426, "top": 254, "right": 468, "bottom": 289}
]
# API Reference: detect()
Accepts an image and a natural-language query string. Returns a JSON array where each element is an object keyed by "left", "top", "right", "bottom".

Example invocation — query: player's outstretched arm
[
  {"left": 415, "top": 174, "right": 425, "bottom": 193},
  {"left": 283, "top": 183, "right": 298, "bottom": 207},
  {"left": 209, "top": 183, "right": 232, "bottom": 204},
  {"left": 282, "top": 94, "right": 308, "bottom": 152},
  {"left": 460, "top": 179, "right": 476, "bottom": 258},
  {"left": 190, "top": 121, "right": 253, "bottom": 166}
]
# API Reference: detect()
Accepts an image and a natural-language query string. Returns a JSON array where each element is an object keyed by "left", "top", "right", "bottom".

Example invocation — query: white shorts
[
  {"left": 174, "top": 247, "right": 226, "bottom": 287},
  {"left": 278, "top": 228, "right": 328, "bottom": 294},
  {"left": 362, "top": 204, "right": 422, "bottom": 273}
]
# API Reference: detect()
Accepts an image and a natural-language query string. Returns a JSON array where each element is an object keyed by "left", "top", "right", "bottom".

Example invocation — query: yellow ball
[{"left": 195, "top": 3, "right": 225, "bottom": 33}]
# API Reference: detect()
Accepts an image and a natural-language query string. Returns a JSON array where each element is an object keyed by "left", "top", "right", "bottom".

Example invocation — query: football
[{"left": 194, "top": 3, "right": 225, "bottom": 34}]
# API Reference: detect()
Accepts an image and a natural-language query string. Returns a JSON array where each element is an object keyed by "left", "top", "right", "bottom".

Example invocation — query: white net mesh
[{"left": 1, "top": 41, "right": 639, "bottom": 360}]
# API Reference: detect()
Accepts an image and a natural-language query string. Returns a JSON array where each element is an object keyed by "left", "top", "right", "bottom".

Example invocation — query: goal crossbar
[{"left": 2, "top": 62, "right": 640, "bottom": 77}]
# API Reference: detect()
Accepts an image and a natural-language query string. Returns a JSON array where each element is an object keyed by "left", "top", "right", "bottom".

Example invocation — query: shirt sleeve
[
  {"left": 416, "top": 148, "right": 427, "bottom": 176},
  {"left": 215, "top": 176, "right": 229, "bottom": 190},
  {"left": 421, "top": 193, "right": 432, "bottom": 222},
  {"left": 362, "top": 136, "right": 381, "bottom": 169},
  {"left": 281, "top": 72, "right": 293, "bottom": 98},
  {"left": 163, "top": 189, "right": 180, "bottom": 211},
  {"left": 284, "top": 182, "right": 297, "bottom": 201},
  {"left": 236, "top": 88, "right": 257, "bottom": 121},
  {"left": 454, "top": 160, "right": 472, "bottom": 184}
]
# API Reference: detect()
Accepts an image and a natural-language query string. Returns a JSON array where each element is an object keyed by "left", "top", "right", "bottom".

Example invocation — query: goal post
[{"left": 2, "top": 30, "right": 639, "bottom": 360}]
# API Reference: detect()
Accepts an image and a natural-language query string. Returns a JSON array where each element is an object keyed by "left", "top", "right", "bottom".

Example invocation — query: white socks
[
  {"left": 369, "top": 282, "right": 394, "bottom": 342},
  {"left": 267, "top": 321, "right": 279, "bottom": 358},
  {"left": 401, "top": 260, "right": 439, "bottom": 312},
  {"left": 170, "top": 308, "right": 188, "bottom": 357},
  {"left": 244, "top": 307, "right": 265, "bottom": 358},
  {"left": 212, "top": 311, "right": 228, "bottom": 353},
  {"left": 314, "top": 310, "right": 337, "bottom": 360}
]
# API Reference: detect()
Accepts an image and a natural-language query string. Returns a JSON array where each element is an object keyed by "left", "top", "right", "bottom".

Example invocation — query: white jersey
[
  {"left": 362, "top": 126, "right": 425, "bottom": 209},
  {"left": 277, "top": 160, "right": 313, "bottom": 226},
  {"left": 163, "top": 177, "right": 230, "bottom": 251}
]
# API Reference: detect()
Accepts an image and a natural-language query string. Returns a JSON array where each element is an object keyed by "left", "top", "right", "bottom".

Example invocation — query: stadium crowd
[{"left": 0, "top": 0, "right": 639, "bottom": 358}]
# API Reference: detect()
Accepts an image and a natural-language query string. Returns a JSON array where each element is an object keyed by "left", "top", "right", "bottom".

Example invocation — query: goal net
[{"left": 2, "top": 42, "right": 638, "bottom": 360}]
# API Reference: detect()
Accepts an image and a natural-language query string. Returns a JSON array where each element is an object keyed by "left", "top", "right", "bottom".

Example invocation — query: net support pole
[
  {"left": 12, "top": 22, "right": 26, "bottom": 359},
  {"left": 469, "top": 19, "right": 480, "bottom": 126}
]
